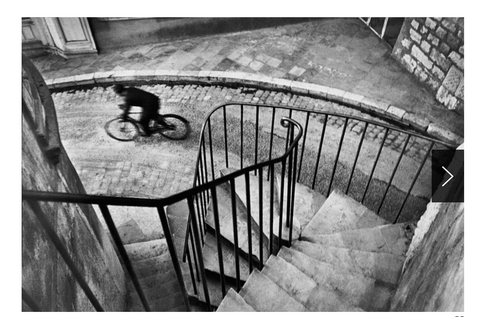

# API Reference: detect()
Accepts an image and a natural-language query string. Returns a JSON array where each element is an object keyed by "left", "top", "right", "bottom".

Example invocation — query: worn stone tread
[
  {"left": 262, "top": 255, "right": 363, "bottom": 311},
  {"left": 217, "top": 288, "right": 257, "bottom": 312},
  {"left": 220, "top": 168, "right": 280, "bottom": 242},
  {"left": 292, "top": 240, "right": 405, "bottom": 285},
  {"left": 124, "top": 238, "right": 169, "bottom": 262},
  {"left": 205, "top": 181, "right": 269, "bottom": 262},
  {"left": 302, "top": 223, "right": 415, "bottom": 255},
  {"left": 302, "top": 190, "right": 389, "bottom": 237},
  {"left": 203, "top": 231, "right": 251, "bottom": 281},
  {"left": 277, "top": 247, "right": 394, "bottom": 311},
  {"left": 239, "top": 269, "right": 309, "bottom": 311},
  {"left": 132, "top": 252, "right": 174, "bottom": 278}
]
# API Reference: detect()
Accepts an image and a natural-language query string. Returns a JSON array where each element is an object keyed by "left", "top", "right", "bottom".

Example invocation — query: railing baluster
[
  {"left": 376, "top": 134, "right": 412, "bottom": 215},
  {"left": 394, "top": 141, "right": 435, "bottom": 223},
  {"left": 229, "top": 179, "right": 241, "bottom": 291},
  {"left": 289, "top": 136, "right": 299, "bottom": 245},
  {"left": 210, "top": 186, "right": 227, "bottom": 297},
  {"left": 312, "top": 114, "right": 328, "bottom": 190},
  {"left": 223, "top": 106, "right": 229, "bottom": 168},
  {"left": 245, "top": 172, "right": 253, "bottom": 273},
  {"left": 255, "top": 106, "right": 260, "bottom": 173},
  {"left": 208, "top": 118, "right": 215, "bottom": 180},
  {"left": 328, "top": 118, "right": 349, "bottom": 196},
  {"left": 362, "top": 127, "right": 390, "bottom": 204},
  {"left": 156, "top": 205, "right": 191, "bottom": 311},
  {"left": 187, "top": 197, "right": 211, "bottom": 310},
  {"left": 197, "top": 161, "right": 206, "bottom": 241},
  {"left": 286, "top": 126, "right": 294, "bottom": 227},
  {"left": 188, "top": 225, "right": 201, "bottom": 282},
  {"left": 297, "top": 112, "right": 310, "bottom": 182},
  {"left": 25, "top": 199, "right": 105, "bottom": 312},
  {"left": 268, "top": 108, "right": 276, "bottom": 180},
  {"left": 346, "top": 121, "right": 368, "bottom": 195},
  {"left": 258, "top": 167, "right": 264, "bottom": 268},
  {"left": 185, "top": 243, "right": 198, "bottom": 295},
  {"left": 240, "top": 104, "right": 244, "bottom": 169},
  {"left": 278, "top": 160, "right": 287, "bottom": 252},
  {"left": 269, "top": 162, "right": 275, "bottom": 256}
]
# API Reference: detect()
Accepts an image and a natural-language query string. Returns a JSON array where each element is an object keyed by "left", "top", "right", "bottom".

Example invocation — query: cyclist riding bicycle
[{"left": 113, "top": 84, "right": 162, "bottom": 136}]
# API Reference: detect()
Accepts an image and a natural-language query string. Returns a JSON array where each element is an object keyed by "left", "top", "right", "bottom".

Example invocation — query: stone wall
[
  {"left": 390, "top": 146, "right": 464, "bottom": 311},
  {"left": 393, "top": 18, "right": 464, "bottom": 115},
  {"left": 22, "top": 55, "right": 126, "bottom": 311}
]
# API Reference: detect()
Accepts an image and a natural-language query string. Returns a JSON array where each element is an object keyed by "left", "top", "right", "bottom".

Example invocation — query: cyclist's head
[{"left": 113, "top": 84, "right": 125, "bottom": 94}]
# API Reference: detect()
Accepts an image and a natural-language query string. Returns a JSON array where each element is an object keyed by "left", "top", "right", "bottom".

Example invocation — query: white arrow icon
[{"left": 441, "top": 166, "right": 454, "bottom": 187}]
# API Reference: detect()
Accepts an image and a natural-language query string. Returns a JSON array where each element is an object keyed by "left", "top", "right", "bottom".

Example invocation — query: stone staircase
[
  {"left": 119, "top": 167, "right": 415, "bottom": 312},
  {"left": 191, "top": 169, "right": 415, "bottom": 312}
]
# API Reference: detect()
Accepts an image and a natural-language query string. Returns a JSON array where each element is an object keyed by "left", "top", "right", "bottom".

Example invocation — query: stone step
[
  {"left": 262, "top": 255, "right": 363, "bottom": 311},
  {"left": 124, "top": 238, "right": 169, "bottom": 262},
  {"left": 205, "top": 181, "right": 269, "bottom": 263},
  {"left": 128, "top": 288, "right": 187, "bottom": 312},
  {"left": 238, "top": 269, "right": 309, "bottom": 311},
  {"left": 182, "top": 261, "right": 240, "bottom": 309},
  {"left": 278, "top": 247, "right": 395, "bottom": 311},
  {"left": 203, "top": 231, "right": 251, "bottom": 281},
  {"left": 292, "top": 241, "right": 405, "bottom": 285},
  {"left": 132, "top": 252, "right": 173, "bottom": 278},
  {"left": 302, "top": 223, "right": 415, "bottom": 256},
  {"left": 276, "top": 175, "right": 327, "bottom": 233},
  {"left": 126, "top": 272, "right": 187, "bottom": 312},
  {"left": 166, "top": 200, "right": 189, "bottom": 255},
  {"left": 117, "top": 218, "right": 148, "bottom": 245},
  {"left": 220, "top": 168, "right": 280, "bottom": 243},
  {"left": 302, "top": 190, "right": 389, "bottom": 237},
  {"left": 216, "top": 288, "right": 257, "bottom": 312}
]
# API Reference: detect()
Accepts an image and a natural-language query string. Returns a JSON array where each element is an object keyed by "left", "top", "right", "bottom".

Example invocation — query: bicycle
[{"left": 105, "top": 109, "right": 191, "bottom": 142}]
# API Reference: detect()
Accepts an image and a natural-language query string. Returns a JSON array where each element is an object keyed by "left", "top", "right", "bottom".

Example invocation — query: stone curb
[{"left": 44, "top": 71, "right": 463, "bottom": 146}]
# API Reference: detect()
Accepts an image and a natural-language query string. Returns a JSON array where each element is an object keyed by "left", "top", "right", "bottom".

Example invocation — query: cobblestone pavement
[
  {"left": 53, "top": 83, "right": 435, "bottom": 200},
  {"left": 33, "top": 18, "right": 463, "bottom": 139}
]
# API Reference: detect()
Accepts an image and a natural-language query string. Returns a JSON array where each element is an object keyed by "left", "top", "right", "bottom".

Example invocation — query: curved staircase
[{"left": 162, "top": 167, "right": 416, "bottom": 312}]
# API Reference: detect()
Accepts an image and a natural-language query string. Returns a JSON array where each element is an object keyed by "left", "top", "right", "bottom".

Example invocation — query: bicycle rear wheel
[
  {"left": 105, "top": 117, "right": 139, "bottom": 141},
  {"left": 157, "top": 114, "right": 191, "bottom": 140}
]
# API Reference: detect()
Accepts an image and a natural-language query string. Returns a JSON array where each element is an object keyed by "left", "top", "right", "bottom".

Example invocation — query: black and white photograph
[{"left": 16, "top": 2, "right": 472, "bottom": 315}]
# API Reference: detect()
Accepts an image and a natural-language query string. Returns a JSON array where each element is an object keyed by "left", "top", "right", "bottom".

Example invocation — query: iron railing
[
  {"left": 23, "top": 102, "right": 456, "bottom": 311},
  {"left": 180, "top": 102, "right": 455, "bottom": 308},
  {"left": 22, "top": 104, "right": 303, "bottom": 311}
]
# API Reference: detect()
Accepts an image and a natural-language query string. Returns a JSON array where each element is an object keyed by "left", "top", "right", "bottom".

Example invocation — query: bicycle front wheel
[
  {"left": 158, "top": 114, "right": 191, "bottom": 140},
  {"left": 104, "top": 118, "right": 139, "bottom": 141}
]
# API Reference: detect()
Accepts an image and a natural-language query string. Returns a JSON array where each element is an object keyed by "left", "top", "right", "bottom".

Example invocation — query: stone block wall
[
  {"left": 22, "top": 55, "right": 126, "bottom": 311},
  {"left": 393, "top": 18, "right": 464, "bottom": 114}
]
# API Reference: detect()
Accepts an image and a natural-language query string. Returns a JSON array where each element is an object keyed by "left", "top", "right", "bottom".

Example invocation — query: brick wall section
[
  {"left": 22, "top": 56, "right": 126, "bottom": 311},
  {"left": 393, "top": 18, "right": 464, "bottom": 114}
]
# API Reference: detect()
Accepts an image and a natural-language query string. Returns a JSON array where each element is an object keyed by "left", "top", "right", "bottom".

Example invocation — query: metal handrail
[
  {"left": 22, "top": 110, "right": 303, "bottom": 311},
  {"left": 23, "top": 100, "right": 456, "bottom": 311}
]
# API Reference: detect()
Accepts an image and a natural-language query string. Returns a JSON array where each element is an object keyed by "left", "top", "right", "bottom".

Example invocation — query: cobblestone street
[{"left": 54, "top": 83, "right": 433, "bottom": 202}]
